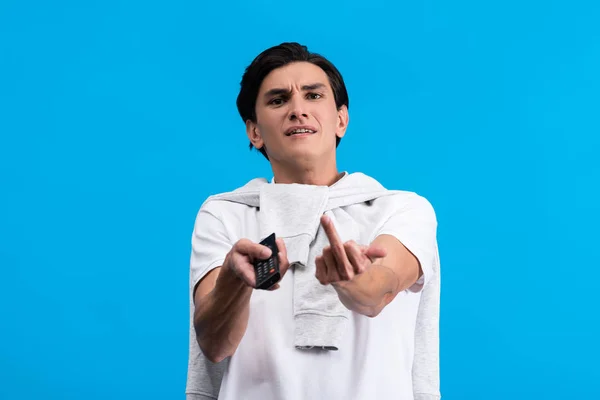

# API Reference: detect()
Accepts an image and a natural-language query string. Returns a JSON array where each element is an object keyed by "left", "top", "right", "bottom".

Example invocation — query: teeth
[{"left": 290, "top": 128, "right": 314, "bottom": 134}]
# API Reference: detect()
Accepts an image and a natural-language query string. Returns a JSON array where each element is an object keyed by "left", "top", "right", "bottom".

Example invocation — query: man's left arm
[{"left": 315, "top": 195, "right": 437, "bottom": 317}]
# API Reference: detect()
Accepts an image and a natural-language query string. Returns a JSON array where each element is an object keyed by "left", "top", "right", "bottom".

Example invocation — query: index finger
[
  {"left": 234, "top": 239, "right": 272, "bottom": 260},
  {"left": 320, "top": 215, "right": 348, "bottom": 262}
]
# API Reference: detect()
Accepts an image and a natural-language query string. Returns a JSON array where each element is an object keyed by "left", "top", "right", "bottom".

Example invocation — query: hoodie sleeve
[{"left": 372, "top": 193, "right": 438, "bottom": 292}]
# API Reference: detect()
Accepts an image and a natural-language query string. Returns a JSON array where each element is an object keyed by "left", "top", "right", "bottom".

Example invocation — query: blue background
[{"left": 1, "top": 0, "right": 599, "bottom": 399}]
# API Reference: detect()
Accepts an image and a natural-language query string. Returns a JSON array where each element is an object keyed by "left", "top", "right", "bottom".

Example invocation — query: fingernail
[{"left": 262, "top": 247, "right": 272, "bottom": 258}]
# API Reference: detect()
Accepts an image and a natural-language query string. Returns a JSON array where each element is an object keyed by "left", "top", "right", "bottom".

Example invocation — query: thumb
[{"left": 363, "top": 244, "right": 387, "bottom": 261}]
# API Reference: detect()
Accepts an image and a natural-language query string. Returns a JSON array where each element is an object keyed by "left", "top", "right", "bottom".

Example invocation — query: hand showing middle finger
[{"left": 344, "top": 241, "right": 370, "bottom": 275}]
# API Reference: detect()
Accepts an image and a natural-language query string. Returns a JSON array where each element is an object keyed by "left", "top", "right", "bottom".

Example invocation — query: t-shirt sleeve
[
  {"left": 373, "top": 193, "right": 438, "bottom": 293},
  {"left": 190, "top": 204, "right": 233, "bottom": 294}
]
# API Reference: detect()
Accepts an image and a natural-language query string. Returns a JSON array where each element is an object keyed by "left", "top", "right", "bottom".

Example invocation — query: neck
[{"left": 271, "top": 158, "right": 342, "bottom": 186}]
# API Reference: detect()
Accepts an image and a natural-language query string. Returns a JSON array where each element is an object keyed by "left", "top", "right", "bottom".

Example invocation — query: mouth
[{"left": 285, "top": 126, "right": 317, "bottom": 137}]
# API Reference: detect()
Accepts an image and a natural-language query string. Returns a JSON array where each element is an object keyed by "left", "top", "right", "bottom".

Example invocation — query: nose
[{"left": 287, "top": 95, "right": 308, "bottom": 121}]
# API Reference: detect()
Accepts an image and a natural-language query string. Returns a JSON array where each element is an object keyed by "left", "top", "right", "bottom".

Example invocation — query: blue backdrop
[{"left": 1, "top": 0, "right": 599, "bottom": 399}]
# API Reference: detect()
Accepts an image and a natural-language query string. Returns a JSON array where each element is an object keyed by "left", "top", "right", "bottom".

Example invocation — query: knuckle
[
  {"left": 344, "top": 268, "right": 354, "bottom": 280},
  {"left": 237, "top": 238, "right": 250, "bottom": 246},
  {"left": 341, "top": 268, "right": 351, "bottom": 280},
  {"left": 227, "top": 253, "right": 239, "bottom": 268},
  {"left": 243, "top": 272, "right": 255, "bottom": 286},
  {"left": 234, "top": 239, "right": 249, "bottom": 252}
]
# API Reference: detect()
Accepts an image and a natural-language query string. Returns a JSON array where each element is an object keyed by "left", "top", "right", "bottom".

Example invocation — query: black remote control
[{"left": 254, "top": 233, "right": 280, "bottom": 290}]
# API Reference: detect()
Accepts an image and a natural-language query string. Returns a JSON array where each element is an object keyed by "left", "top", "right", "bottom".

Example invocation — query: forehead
[{"left": 259, "top": 62, "right": 331, "bottom": 93}]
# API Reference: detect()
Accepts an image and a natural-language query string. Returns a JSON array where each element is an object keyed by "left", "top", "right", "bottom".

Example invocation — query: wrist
[{"left": 216, "top": 264, "right": 253, "bottom": 293}]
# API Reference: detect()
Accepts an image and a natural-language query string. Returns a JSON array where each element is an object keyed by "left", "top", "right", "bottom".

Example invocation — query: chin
[{"left": 291, "top": 147, "right": 332, "bottom": 162}]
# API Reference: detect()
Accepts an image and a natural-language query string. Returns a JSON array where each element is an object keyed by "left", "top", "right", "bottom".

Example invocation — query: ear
[
  {"left": 335, "top": 105, "right": 349, "bottom": 139},
  {"left": 246, "top": 120, "right": 264, "bottom": 150}
]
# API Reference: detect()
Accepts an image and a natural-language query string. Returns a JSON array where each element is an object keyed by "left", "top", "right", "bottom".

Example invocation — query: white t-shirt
[{"left": 190, "top": 175, "right": 438, "bottom": 400}]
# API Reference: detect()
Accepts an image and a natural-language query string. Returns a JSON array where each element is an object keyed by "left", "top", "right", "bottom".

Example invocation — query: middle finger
[{"left": 324, "top": 247, "right": 348, "bottom": 282}]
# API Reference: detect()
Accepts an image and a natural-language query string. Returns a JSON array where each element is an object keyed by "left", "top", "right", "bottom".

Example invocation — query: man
[{"left": 186, "top": 42, "right": 441, "bottom": 400}]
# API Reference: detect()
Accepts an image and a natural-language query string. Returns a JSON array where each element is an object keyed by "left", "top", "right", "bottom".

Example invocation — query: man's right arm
[
  {"left": 193, "top": 265, "right": 253, "bottom": 363},
  {"left": 193, "top": 238, "right": 289, "bottom": 363}
]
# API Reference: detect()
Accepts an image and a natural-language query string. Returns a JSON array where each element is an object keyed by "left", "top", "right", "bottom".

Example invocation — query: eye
[
  {"left": 268, "top": 97, "right": 285, "bottom": 106},
  {"left": 307, "top": 93, "right": 322, "bottom": 100}
]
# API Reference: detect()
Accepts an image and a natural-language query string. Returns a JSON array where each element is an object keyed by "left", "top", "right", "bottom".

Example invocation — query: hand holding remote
[{"left": 221, "top": 236, "right": 290, "bottom": 290}]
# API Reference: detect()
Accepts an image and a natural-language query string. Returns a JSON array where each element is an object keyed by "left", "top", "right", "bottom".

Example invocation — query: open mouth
[{"left": 285, "top": 128, "right": 317, "bottom": 136}]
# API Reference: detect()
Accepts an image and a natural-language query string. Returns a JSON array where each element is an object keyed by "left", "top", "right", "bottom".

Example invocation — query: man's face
[{"left": 247, "top": 62, "right": 348, "bottom": 164}]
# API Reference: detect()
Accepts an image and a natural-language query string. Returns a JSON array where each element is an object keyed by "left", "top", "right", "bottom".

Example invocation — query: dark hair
[{"left": 236, "top": 42, "right": 349, "bottom": 160}]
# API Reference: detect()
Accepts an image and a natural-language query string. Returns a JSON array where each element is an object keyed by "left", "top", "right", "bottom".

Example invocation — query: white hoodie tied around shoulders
[{"left": 186, "top": 172, "right": 441, "bottom": 400}]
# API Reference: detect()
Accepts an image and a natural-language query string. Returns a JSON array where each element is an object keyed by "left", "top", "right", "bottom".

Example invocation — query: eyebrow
[{"left": 263, "top": 83, "right": 327, "bottom": 99}]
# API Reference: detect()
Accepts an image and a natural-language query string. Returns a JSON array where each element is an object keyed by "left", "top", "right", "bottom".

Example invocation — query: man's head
[{"left": 236, "top": 43, "right": 349, "bottom": 163}]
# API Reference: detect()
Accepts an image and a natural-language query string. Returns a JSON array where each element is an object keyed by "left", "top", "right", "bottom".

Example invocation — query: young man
[{"left": 186, "top": 43, "right": 441, "bottom": 400}]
